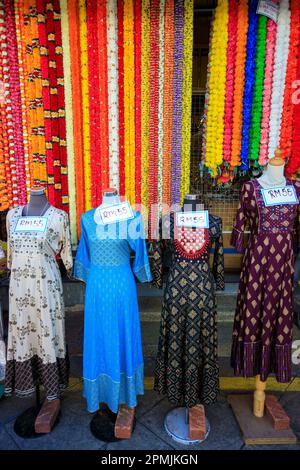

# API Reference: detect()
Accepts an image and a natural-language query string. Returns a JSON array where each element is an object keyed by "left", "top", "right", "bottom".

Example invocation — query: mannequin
[
  {"left": 254, "top": 148, "right": 286, "bottom": 419},
  {"left": 22, "top": 187, "right": 50, "bottom": 216}
]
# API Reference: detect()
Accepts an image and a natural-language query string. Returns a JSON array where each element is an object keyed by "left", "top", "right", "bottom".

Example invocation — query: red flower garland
[
  {"left": 148, "top": 0, "right": 160, "bottom": 239},
  {"left": 118, "top": 0, "right": 125, "bottom": 197},
  {"left": 87, "top": 0, "right": 100, "bottom": 207},
  {"left": 134, "top": 0, "right": 142, "bottom": 207}
]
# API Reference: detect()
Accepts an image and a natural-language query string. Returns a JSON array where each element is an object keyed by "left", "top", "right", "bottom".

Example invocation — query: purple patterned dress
[{"left": 231, "top": 179, "right": 300, "bottom": 383}]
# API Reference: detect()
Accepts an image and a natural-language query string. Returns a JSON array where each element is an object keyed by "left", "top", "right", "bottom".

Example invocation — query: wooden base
[
  {"left": 228, "top": 395, "right": 297, "bottom": 445},
  {"left": 35, "top": 399, "right": 60, "bottom": 434},
  {"left": 114, "top": 404, "right": 135, "bottom": 439},
  {"left": 188, "top": 405, "right": 206, "bottom": 441}
]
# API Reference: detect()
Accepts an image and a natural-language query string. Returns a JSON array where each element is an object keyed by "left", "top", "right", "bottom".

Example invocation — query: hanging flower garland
[
  {"left": 141, "top": 0, "right": 150, "bottom": 220},
  {"left": 268, "top": 0, "right": 291, "bottom": 160},
  {"left": 171, "top": 0, "right": 185, "bottom": 202},
  {"left": 68, "top": 0, "right": 85, "bottom": 234},
  {"left": 162, "top": 0, "right": 174, "bottom": 210},
  {"left": 281, "top": 0, "right": 300, "bottom": 168},
  {"left": 157, "top": 0, "right": 165, "bottom": 220},
  {"left": 204, "top": 0, "right": 228, "bottom": 176},
  {"left": 223, "top": 0, "right": 238, "bottom": 163},
  {"left": 180, "top": 0, "right": 193, "bottom": 203},
  {"left": 134, "top": 0, "right": 142, "bottom": 207},
  {"left": 60, "top": 0, "right": 77, "bottom": 242},
  {"left": 259, "top": 18, "right": 277, "bottom": 166},
  {"left": 248, "top": 15, "right": 267, "bottom": 164},
  {"left": 118, "top": 0, "right": 125, "bottom": 197},
  {"left": 239, "top": 0, "right": 258, "bottom": 171},
  {"left": 107, "top": 0, "right": 120, "bottom": 192},
  {"left": 230, "top": 0, "right": 248, "bottom": 168}
]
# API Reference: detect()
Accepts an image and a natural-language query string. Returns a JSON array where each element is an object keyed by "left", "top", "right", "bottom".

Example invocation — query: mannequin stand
[
  {"left": 228, "top": 376, "right": 296, "bottom": 445},
  {"left": 13, "top": 385, "right": 60, "bottom": 438},
  {"left": 164, "top": 407, "right": 210, "bottom": 446},
  {"left": 90, "top": 405, "right": 137, "bottom": 443}
]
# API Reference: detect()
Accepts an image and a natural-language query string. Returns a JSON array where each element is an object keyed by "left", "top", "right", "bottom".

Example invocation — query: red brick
[
  {"left": 265, "top": 395, "right": 290, "bottom": 431},
  {"left": 189, "top": 404, "right": 206, "bottom": 441},
  {"left": 114, "top": 404, "right": 135, "bottom": 439},
  {"left": 35, "top": 399, "right": 60, "bottom": 434}
]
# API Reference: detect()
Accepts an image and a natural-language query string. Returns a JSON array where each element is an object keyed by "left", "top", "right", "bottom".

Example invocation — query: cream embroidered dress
[{"left": 5, "top": 206, "right": 73, "bottom": 400}]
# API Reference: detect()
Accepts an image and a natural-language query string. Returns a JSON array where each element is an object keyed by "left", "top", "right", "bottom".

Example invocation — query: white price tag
[
  {"left": 96, "top": 202, "right": 134, "bottom": 225},
  {"left": 15, "top": 217, "right": 48, "bottom": 233},
  {"left": 176, "top": 211, "right": 209, "bottom": 228},
  {"left": 261, "top": 186, "right": 298, "bottom": 207},
  {"left": 257, "top": 0, "right": 279, "bottom": 23}
]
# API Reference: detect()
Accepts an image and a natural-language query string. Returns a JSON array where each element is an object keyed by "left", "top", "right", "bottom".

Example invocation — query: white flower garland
[
  {"left": 107, "top": 0, "right": 119, "bottom": 191},
  {"left": 268, "top": 0, "right": 290, "bottom": 160}
]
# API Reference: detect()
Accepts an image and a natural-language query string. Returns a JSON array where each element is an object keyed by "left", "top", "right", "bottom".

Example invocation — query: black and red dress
[{"left": 151, "top": 212, "right": 224, "bottom": 407}]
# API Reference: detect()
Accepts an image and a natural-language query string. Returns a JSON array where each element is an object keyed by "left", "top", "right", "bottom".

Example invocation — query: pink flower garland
[
  {"left": 223, "top": 0, "right": 238, "bottom": 162},
  {"left": 258, "top": 19, "right": 277, "bottom": 166}
]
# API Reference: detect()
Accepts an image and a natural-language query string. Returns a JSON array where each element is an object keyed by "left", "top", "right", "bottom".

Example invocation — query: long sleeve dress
[
  {"left": 231, "top": 179, "right": 300, "bottom": 383},
  {"left": 5, "top": 206, "right": 73, "bottom": 400},
  {"left": 73, "top": 209, "right": 152, "bottom": 413},
  {"left": 151, "top": 212, "right": 225, "bottom": 408}
]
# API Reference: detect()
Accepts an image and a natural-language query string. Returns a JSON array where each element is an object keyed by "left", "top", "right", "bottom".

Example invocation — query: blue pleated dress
[{"left": 73, "top": 209, "right": 152, "bottom": 413}]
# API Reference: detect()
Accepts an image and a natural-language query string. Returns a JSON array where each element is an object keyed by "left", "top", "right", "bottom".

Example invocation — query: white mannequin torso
[
  {"left": 94, "top": 192, "right": 121, "bottom": 225},
  {"left": 257, "top": 163, "right": 286, "bottom": 189}
]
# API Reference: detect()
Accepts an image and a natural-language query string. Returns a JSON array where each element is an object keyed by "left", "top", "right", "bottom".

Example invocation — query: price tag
[
  {"left": 96, "top": 201, "right": 134, "bottom": 225},
  {"left": 257, "top": 0, "right": 280, "bottom": 23},
  {"left": 176, "top": 211, "right": 209, "bottom": 228},
  {"left": 15, "top": 217, "right": 48, "bottom": 233},
  {"left": 261, "top": 186, "right": 298, "bottom": 207}
]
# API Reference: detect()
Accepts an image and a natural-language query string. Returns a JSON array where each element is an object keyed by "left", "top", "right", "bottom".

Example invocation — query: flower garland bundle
[
  {"left": 180, "top": 0, "right": 193, "bottom": 203},
  {"left": 5, "top": 0, "right": 27, "bottom": 205},
  {"left": 124, "top": 0, "right": 135, "bottom": 205},
  {"left": 53, "top": 0, "right": 69, "bottom": 210},
  {"left": 230, "top": 0, "right": 248, "bottom": 168},
  {"left": 268, "top": 0, "right": 291, "bottom": 160},
  {"left": 259, "top": 19, "right": 277, "bottom": 166},
  {"left": 201, "top": 9, "right": 214, "bottom": 165},
  {"left": 162, "top": 0, "right": 174, "bottom": 210},
  {"left": 87, "top": 0, "right": 100, "bottom": 207},
  {"left": 79, "top": 0, "right": 91, "bottom": 210},
  {"left": 281, "top": 0, "right": 300, "bottom": 167},
  {"left": 0, "top": 2, "right": 13, "bottom": 208},
  {"left": 14, "top": 0, "right": 31, "bottom": 196},
  {"left": 148, "top": 0, "right": 160, "bottom": 237},
  {"left": 141, "top": 0, "right": 150, "bottom": 218},
  {"left": 134, "top": 0, "right": 142, "bottom": 206},
  {"left": 68, "top": 0, "right": 85, "bottom": 233},
  {"left": 118, "top": 0, "right": 125, "bottom": 197},
  {"left": 107, "top": 0, "right": 120, "bottom": 192},
  {"left": 171, "top": 0, "right": 185, "bottom": 202},
  {"left": 239, "top": 0, "right": 258, "bottom": 170},
  {"left": 286, "top": 2, "right": 300, "bottom": 177},
  {"left": 157, "top": 0, "right": 165, "bottom": 220},
  {"left": 97, "top": 0, "right": 110, "bottom": 201},
  {"left": 60, "top": 0, "right": 77, "bottom": 242},
  {"left": 248, "top": 15, "right": 267, "bottom": 163},
  {"left": 204, "top": 0, "right": 228, "bottom": 176},
  {"left": 223, "top": 0, "right": 238, "bottom": 163},
  {"left": 0, "top": 1, "right": 18, "bottom": 206}
]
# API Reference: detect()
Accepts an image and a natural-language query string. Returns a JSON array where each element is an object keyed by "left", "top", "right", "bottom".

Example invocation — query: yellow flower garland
[
  {"left": 205, "top": 0, "right": 229, "bottom": 176},
  {"left": 141, "top": 0, "right": 150, "bottom": 226},
  {"left": 60, "top": 0, "right": 77, "bottom": 244},
  {"left": 79, "top": 0, "right": 91, "bottom": 210},
  {"left": 124, "top": 0, "right": 135, "bottom": 206},
  {"left": 180, "top": 0, "right": 193, "bottom": 203}
]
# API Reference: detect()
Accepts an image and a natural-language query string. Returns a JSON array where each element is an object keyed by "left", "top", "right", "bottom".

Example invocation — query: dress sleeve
[
  {"left": 148, "top": 240, "right": 163, "bottom": 289},
  {"left": 231, "top": 183, "right": 248, "bottom": 252},
  {"left": 211, "top": 218, "right": 225, "bottom": 290},
  {"left": 6, "top": 210, "right": 13, "bottom": 270},
  {"left": 128, "top": 213, "right": 152, "bottom": 283},
  {"left": 73, "top": 216, "right": 90, "bottom": 283},
  {"left": 60, "top": 212, "right": 73, "bottom": 272}
]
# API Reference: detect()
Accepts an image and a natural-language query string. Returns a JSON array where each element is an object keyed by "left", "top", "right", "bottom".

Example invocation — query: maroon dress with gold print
[{"left": 231, "top": 179, "right": 300, "bottom": 383}]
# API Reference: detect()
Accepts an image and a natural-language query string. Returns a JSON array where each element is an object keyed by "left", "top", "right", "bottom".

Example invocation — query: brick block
[
  {"left": 265, "top": 395, "right": 290, "bottom": 431},
  {"left": 35, "top": 399, "right": 60, "bottom": 434},
  {"left": 114, "top": 404, "right": 135, "bottom": 439},
  {"left": 189, "top": 404, "right": 206, "bottom": 441}
]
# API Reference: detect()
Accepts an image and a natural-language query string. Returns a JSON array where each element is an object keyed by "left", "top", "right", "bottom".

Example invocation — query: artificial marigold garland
[
  {"left": 134, "top": 0, "right": 142, "bottom": 207},
  {"left": 204, "top": 0, "right": 228, "bottom": 176},
  {"left": 180, "top": 0, "right": 193, "bottom": 203},
  {"left": 118, "top": 0, "right": 125, "bottom": 197},
  {"left": 141, "top": 0, "right": 150, "bottom": 222},
  {"left": 230, "top": 0, "right": 248, "bottom": 168},
  {"left": 157, "top": 0, "right": 165, "bottom": 221}
]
